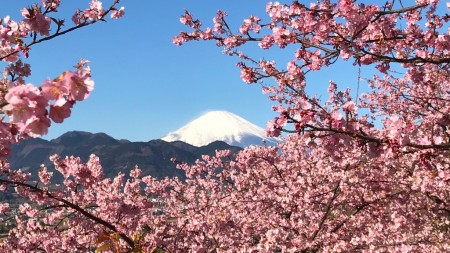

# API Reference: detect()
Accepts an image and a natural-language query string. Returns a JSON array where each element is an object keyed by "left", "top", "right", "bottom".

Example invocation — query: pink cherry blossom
[
  {"left": 239, "top": 65, "right": 257, "bottom": 83},
  {"left": 3, "top": 84, "right": 47, "bottom": 124},
  {"left": 110, "top": 6, "right": 125, "bottom": 19},
  {"left": 20, "top": 115, "right": 51, "bottom": 137},
  {"left": 342, "top": 101, "right": 357, "bottom": 114},
  {"left": 0, "top": 203, "right": 9, "bottom": 214},
  {"left": 49, "top": 101, "right": 73, "bottom": 123},
  {"left": 21, "top": 6, "right": 51, "bottom": 36},
  {"left": 84, "top": 0, "right": 105, "bottom": 21},
  {"left": 41, "top": 0, "right": 61, "bottom": 11},
  {"left": 63, "top": 70, "right": 94, "bottom": 101},
  {"left": 40, "top": 78, "right": 69, "bottom": 105}
]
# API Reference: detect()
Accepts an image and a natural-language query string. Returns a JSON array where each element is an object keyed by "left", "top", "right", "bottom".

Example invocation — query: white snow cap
[{"left": 161, "top": 110, "right": 278, "bottom": 148}]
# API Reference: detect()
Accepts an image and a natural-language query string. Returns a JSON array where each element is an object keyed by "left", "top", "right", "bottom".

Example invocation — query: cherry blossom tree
[
  {"left": 0, "top": 0, "right": 129, "bottom": 252},
  {"left": 168, "top": 1, "right": 450, "bottom": 251},
  {"left": 0, "top": 0, "right": 450, "bottom": 252},
  {"left": 0, "top": 0, "right": 124, "bottom": 156}
]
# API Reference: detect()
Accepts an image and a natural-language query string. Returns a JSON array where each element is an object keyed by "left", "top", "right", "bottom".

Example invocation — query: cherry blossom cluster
[
  {"left": 173, "top": 0, "right": 450, "bottom": 153},
  {"left": 0, "top": 141, "right": 448, "bottom": 252},
  {"left": 1, "top": 0, "right": 124, "bottom": 61},
  {"left": 0, "top": 155, "right": 153, "bottom": 252},
  {"left": 73, "top": 0, "right": 125, "bottom": 25},
  {"left": 0, "top": 0, "right": 124, "bottom": 158},
  {"left": 3, "top": 61, "right": 93, "bottom": 138}
]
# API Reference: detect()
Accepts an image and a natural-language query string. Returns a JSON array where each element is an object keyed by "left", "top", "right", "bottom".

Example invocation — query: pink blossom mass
[{"left": 0, "top": 0, "right": 448, "bottom": 252}]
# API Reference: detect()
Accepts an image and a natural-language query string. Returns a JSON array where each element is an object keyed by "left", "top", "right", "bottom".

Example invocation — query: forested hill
[{"left": 8, "top": 131, "right": 242, "bottom": 180}]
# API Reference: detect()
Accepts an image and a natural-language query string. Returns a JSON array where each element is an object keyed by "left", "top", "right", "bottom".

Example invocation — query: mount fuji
[{"left": 161, "top": 111, "right": 279, "bottom": 148}]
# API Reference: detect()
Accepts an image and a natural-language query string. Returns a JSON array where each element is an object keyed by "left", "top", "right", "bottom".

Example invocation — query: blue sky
[{"left": 2, "top": 1, "right": 365, "bottom": 141}]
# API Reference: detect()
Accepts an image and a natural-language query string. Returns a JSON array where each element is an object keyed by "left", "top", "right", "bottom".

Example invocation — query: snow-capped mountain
[{"left": 161, "top": 111, "right": 279, "bottom": 148}]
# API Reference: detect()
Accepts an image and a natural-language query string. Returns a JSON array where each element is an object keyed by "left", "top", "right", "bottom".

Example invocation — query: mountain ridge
[{"left": 9, "top": 131, "right": 242, "bottom": 180}]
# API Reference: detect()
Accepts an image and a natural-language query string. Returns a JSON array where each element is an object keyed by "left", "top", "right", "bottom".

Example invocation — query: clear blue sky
[{"left": 2, "top": 1, "right": 365, "bottom": 141}]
